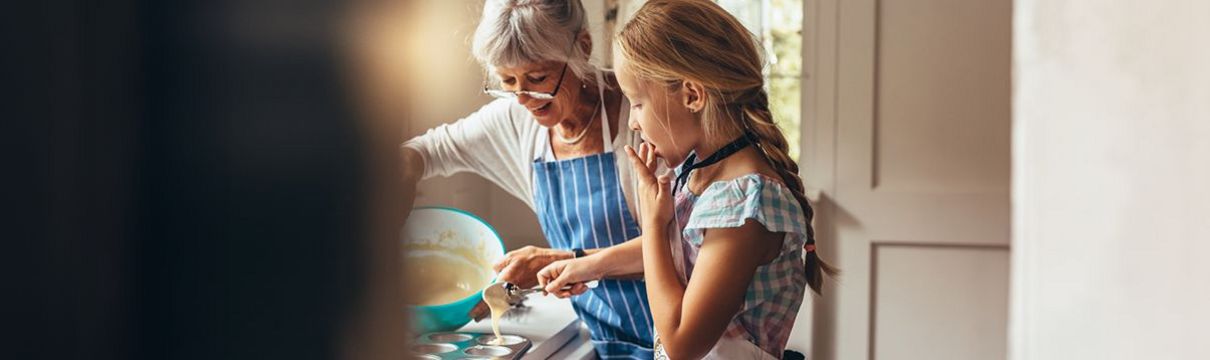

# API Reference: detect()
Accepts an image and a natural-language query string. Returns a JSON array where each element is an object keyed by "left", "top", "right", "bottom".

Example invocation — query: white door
[{"left": 797, "top": 0, "right": 1013, "bottom": 359}]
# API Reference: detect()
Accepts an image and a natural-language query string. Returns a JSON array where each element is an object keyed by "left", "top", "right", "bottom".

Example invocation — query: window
[{"left": 717, "top": 0, "right": 803, "bottom": 161}]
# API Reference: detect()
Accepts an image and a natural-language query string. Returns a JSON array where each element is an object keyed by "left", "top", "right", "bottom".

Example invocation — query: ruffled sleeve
[{"left": 682, "top": 174, "right": 808, "bottom": 244}]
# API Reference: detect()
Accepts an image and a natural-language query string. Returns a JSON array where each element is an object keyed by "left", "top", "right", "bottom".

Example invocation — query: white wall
[{"left": 1012, "top": 1, "right": 1210, "bottom": 359}]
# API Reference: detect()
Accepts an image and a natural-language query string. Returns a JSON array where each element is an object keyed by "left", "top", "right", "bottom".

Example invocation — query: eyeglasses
[{"left": 483, "top": 63, "right": 569, "bottom": 101}]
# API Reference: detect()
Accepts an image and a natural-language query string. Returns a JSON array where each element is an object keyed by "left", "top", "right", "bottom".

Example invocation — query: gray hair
[{"left": 472, "top": 0, "right": 598, "bottom": 86}]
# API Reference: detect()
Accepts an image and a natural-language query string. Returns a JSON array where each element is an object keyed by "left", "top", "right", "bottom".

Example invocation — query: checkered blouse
[{"left": 654, "top": 173, "right": 809, "bottom": 359}]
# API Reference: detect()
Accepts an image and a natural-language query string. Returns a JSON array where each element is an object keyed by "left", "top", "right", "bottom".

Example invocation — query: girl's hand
[
  {"left": 624, "top": 142, "right": 675, "bottom": 230},
  {"left": 536, "top": 258, "right": 596, "bottom": 298}
]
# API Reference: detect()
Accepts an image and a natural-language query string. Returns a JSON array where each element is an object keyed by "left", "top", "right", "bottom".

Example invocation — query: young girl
[{"left": 614, "top": 0, "right": 832, "bottom": 358}]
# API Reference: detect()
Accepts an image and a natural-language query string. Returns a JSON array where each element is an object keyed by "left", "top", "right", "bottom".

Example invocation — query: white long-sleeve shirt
[{"left": 402, "top": 97, "right": 641, "bottom": 216}]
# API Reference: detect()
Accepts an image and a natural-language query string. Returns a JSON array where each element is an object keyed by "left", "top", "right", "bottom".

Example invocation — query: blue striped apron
[{"left": 531, "top": 80, "right": 655, "bottom": 359}]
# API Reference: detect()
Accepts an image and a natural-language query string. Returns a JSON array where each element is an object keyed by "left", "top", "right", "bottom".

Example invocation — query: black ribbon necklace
[{"left": 673, "top": 132, "right": 758, "bottom": 193}]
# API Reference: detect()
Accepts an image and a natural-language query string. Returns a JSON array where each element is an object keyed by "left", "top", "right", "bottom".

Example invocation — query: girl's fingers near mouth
[
  {"left": 644, "top": 144, "right": 658, "bottom": 171},
  {"left": 648, "top": 145, "right": 657, "bottom": 168},
  {"left": 624, "top": 145, "right": 654, "bottom": 182}
]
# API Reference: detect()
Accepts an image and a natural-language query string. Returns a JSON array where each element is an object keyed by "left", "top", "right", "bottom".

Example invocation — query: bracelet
[{"left": 572, "top": 248, "right": 587, "bottom": 258}]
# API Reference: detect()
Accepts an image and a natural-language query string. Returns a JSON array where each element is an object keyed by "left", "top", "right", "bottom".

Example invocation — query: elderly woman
[{"left": 399, "top": 0, "right": 653, "bottom": 357}]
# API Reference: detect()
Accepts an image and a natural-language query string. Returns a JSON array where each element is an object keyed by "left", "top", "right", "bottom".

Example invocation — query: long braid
[{"left": 738, "top": 90, "right": 837, "bottom": 295}]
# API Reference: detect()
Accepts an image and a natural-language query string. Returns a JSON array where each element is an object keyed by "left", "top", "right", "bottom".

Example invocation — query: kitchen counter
[{"left": 458, "top": 295, "right": 595, "bottom": 359}]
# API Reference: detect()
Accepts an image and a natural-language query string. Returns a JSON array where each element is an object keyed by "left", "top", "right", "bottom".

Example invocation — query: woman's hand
[
  {"left": 536, "top": 257, "right": 598, "bottom": 298},
  {"left": 492, "top": 245, "right": 574, "bottom": 287},
  {"left": 468, "top": 245, "right": 572, "bottom": 320},
  {"left": 624, "top": 142, "right": 675, "bottom": 230}
]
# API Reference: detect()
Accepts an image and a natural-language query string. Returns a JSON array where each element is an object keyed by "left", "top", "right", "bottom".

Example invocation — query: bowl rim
[{"left": 405, "top": 206, "right": 505, "bottom": 308}]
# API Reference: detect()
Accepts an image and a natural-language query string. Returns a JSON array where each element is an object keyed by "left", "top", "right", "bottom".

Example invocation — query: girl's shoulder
[{"left": 684, "top": 173, "right": 808, "bottom": 235}]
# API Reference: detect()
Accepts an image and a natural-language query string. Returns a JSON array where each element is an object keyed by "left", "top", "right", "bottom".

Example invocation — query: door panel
[
  {"left": 874, "top": 0, "right": 1012, "bottom": 193},
  {"left": 798, "top": 0, "right": 1012, "bottom": 359},
  {"left": 872, "top": 245, "right": 1010, "bottom": 360}
]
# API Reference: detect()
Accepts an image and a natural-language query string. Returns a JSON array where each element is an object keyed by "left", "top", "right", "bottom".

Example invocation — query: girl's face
[
  {"left": 493, "top": 61, "right": 585, "bottom": 128},
  {"left": 613, "top": 52, "right": 701, "bottom": 166}
]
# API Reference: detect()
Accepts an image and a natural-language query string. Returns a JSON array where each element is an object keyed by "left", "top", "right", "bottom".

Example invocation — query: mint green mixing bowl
[{"left": 402, "top": 207, "right": 505, "bottom": 333}]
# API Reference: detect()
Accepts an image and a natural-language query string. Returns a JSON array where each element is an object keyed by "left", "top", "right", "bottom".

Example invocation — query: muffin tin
[{"left": 410, "top": 332, "right": 532, "bottom": 360}]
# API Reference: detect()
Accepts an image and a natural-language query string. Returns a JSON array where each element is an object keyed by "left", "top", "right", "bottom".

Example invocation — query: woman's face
[
  {"left": 493, "top": 61, "right": 584, "bottom": 128},
  {"left": 613, "top": 52, "right": 700, "bottom": 166}
]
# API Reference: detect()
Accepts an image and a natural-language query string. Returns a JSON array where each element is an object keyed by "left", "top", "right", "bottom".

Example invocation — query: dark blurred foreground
[{"left": 5, "top": 1, "right": 409, "bottom": 359}]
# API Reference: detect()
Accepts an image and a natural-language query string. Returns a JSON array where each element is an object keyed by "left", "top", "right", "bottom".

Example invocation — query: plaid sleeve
[{"left": 683, "top": 174, "right": 807, "bottom": 243}]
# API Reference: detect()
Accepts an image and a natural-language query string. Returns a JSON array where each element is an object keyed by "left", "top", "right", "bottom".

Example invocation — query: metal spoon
[{"left": 483, "top": 281, "right": 600, "bottom": 307}]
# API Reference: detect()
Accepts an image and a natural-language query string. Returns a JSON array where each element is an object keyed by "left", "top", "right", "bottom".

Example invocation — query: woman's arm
[
  {"left": 400, "top": 100, "right": 518, "bottom": 246},
  {"left": 401, "top": 99, "right": 531, "bottom": 200}
]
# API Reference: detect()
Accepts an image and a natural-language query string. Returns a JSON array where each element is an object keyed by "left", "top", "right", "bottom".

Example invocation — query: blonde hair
[
  {"left": 472, "top": 0, "right": 598, "bottom": 85},
  {"left": 617, "top": 0, "right": 835, "bottom": 294}
]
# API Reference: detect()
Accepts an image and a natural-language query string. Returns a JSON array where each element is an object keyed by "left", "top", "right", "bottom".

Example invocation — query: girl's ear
[
  {"left": 681, "top": 80, "right": 707, "bottom": 113},
  {"left": 577, "top": 32, "right": 593, "bottom": 58}
]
